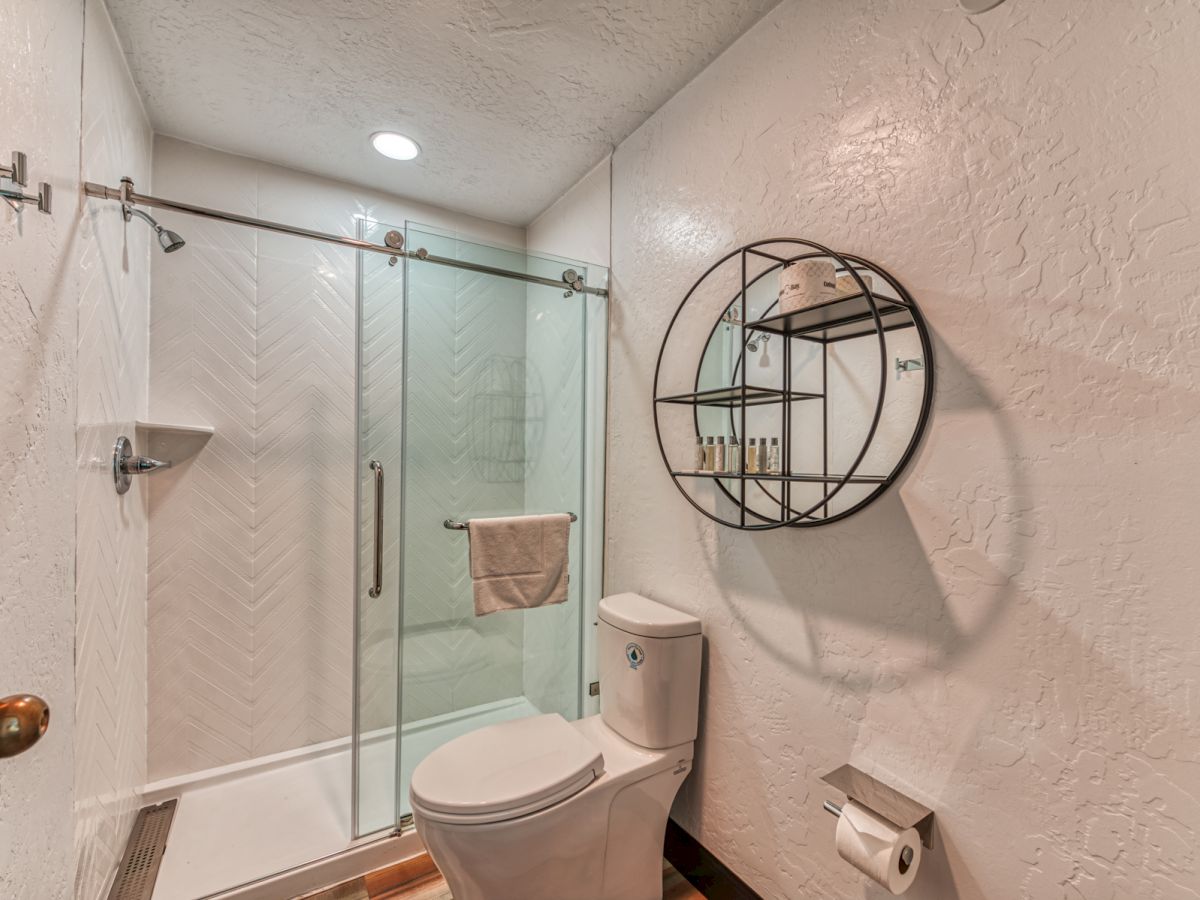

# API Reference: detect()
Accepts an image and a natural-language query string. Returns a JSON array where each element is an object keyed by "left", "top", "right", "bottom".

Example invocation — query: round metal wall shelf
[{"left": 652, "top": 238, "right": 934, "bottom": 530}]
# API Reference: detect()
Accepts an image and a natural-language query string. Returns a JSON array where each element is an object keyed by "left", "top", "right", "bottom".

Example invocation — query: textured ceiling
[{"left": 104, "top": 0, "right": 780, "bottom": 225}]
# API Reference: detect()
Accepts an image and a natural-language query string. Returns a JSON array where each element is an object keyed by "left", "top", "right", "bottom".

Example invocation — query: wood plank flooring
[{"left": 304, "top": 854, "right": 706, "bottom": 900}]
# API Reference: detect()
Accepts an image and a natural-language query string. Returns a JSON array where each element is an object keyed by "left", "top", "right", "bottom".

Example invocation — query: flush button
[{"left": 625, "top": 642, "right": 645, "bottom": 670}]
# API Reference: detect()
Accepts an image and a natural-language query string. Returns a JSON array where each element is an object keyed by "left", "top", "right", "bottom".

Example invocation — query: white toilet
[{"left": 409, "top": 592, "right": 703, "bottom": 900}]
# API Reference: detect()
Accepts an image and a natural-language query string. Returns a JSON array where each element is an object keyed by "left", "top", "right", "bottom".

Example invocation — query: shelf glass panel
[
  {"left": 671, "top": 470, "right": 889, "bottom": 484},
  {"left": 746, "top": 291, "right": 914, "bottom": 342},
  {"left": 655, "top": 384, "right": 822, "bottom": 408}
]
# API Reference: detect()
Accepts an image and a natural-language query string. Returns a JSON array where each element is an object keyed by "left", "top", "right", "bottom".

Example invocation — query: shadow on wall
[
  {"left": 695, "top": 327, "right": 1027, "bottom": 690},
  {"left": 677, "top": 323, "right": 1200, "bottom": 897},
  {"left": 671, "top": 328, "right": 1033, "bottom": 897}
]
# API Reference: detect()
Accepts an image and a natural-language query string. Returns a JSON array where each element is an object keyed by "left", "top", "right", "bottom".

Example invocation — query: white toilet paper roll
[{"left": 834, "top": 800, "right": 921, "bottom": 895}]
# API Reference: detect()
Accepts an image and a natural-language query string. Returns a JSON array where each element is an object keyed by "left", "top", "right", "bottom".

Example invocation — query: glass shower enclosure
[{"left": 353, "top": 222, "right": 607, "bottom": 836}]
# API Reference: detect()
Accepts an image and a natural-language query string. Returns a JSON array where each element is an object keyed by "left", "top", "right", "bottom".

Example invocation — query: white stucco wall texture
[
  {"left": 605, "top": 1, "right": 1200, "bottom": 897},
  {"left": 1, "top": 1, "right": 83, "bottom": 896}
]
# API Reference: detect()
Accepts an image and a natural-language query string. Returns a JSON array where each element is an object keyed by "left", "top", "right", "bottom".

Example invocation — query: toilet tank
[{"left": 597, "top": 593, "right": 702, "bottom": 749}]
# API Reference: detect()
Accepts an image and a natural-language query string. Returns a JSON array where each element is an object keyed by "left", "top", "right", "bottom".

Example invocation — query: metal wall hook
[
  {"left": 2, "top": 182, "right": 52, "bottom": 215},
  {"left": 1, "top": 149, "right": 52, "bottom": 215},
  {"left": 1, "top": 151, "right": 28, "bottom": 186}
]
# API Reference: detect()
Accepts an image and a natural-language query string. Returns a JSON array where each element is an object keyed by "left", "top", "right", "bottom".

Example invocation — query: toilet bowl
[{"left": 410, "top": 593, "right": 703, "bottom": 900}]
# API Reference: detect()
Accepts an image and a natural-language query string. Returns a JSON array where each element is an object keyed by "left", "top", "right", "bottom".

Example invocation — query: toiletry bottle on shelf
[
  {"left": 728, "top": 436, "right": 741, "bottom": 475},
  {"left": 714, "top": 436, "right": 726, "bottom": 474},
  {"left": 767, "top": 437, "right": 781, "bottom": 475},
  {"left": 703, "top": 437, "right": 715, "bottom": 472},
  {"left": 746, "top": 438, "right": 758, "bottom": 474},
  {"left": 694, "top": 436, "right": 706, "bottom": 472}
]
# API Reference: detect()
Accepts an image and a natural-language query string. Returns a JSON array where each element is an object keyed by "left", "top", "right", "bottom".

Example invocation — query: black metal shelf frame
[
  {"left": 652, "top": 238, "right": 935, "bottom": 531},
  {"left": 655, "top": 384, "right": 822, "bottom": 407}
]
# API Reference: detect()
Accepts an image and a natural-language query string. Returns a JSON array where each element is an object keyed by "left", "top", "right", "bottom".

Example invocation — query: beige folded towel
[{"left": 467, "top": 514, "right": 570, "bottom": 616}]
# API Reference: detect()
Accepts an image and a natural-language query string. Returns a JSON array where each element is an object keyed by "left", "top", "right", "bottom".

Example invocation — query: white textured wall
[
  {"left": 605, "top": 1, "right": 1200, "bottom": 898},
  {"left": 0, "top": 1, "right": 83, "bottom": 896},
  {"left": 527, "top": 158, "right": 612, "bottom": 269},
  {"left": 145, "top": 137, "right": 524, "bottom": 779},
  {"left": 74, "top": 0, "right": 153, "bottom": 896}
]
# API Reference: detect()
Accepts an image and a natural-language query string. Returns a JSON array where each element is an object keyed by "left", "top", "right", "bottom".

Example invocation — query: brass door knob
[{"left": 0, "top": 694, "right": 50, "bottom": 758}]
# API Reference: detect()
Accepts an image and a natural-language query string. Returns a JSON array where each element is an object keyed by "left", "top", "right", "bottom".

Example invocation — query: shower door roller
[{"left": 0, "top": 694, "right": 50, "bottom": 758}]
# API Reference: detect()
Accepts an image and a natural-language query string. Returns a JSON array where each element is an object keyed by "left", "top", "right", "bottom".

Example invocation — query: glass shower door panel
[
  {"left": 396, "top": 226, "right": 592, "bottom": 818},
  {"left": 354, "top": 220, "right": 604, "bottom": 834},
  {"left": 354, "top": 218, "right": 405, "bottom": 837}
]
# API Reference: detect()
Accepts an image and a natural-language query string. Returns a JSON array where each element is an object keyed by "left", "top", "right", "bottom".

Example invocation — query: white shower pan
[{"left": 145, "top": 697, "right": 539, "bottom": 899}]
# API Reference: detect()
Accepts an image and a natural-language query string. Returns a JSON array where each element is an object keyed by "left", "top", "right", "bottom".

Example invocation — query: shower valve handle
[
  {"left": 121, "top": 455, "right": 172, "bottom": 475},
  {"left": 113, "top": 435, "right": 172, "bottom": 495}
]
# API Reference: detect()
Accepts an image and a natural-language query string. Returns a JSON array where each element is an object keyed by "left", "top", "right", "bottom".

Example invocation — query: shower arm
[
  {"left": 123, "top": 204, "right": 159, "bottom": 229},
  {"left": 83, "top": 178, "right": 608, "bottom": 297}
]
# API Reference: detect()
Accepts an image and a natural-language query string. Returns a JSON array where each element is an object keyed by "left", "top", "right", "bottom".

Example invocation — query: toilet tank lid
[{"left": 599, "top": 593, "right": 701, "bottom": 638}]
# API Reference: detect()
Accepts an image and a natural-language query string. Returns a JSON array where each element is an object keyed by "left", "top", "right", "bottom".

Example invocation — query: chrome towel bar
[{"left": 444, "top": 512, "right": 577, "bottom": 531}]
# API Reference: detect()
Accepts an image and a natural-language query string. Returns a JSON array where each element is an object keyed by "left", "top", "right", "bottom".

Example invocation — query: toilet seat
[{"left": 410, "top": 713, "right": 604, "bottom": 825}]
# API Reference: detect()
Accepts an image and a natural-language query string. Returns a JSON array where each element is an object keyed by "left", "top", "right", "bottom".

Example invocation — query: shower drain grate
[{"left": 106, "top": 799, "right": 177, "bottom": 900}]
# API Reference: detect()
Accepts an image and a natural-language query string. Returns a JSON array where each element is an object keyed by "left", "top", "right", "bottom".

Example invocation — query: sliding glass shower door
[{"left": 354, "top": 222, "right": 606, "bottom": 837}]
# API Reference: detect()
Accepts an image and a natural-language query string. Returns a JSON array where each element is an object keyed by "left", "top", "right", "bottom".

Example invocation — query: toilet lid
[{"left": 410, "top": 714, "right": 604, "bottom": 823}]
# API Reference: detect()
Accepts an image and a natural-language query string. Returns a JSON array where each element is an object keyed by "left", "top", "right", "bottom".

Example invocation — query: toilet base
[{"left": 415, "top": 745, "right": 691, "bottom": 900}]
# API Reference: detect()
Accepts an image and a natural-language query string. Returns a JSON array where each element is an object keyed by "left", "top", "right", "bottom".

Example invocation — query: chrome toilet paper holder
[{"left": 820, "top": 764, "right": 935, "bottom": 851}]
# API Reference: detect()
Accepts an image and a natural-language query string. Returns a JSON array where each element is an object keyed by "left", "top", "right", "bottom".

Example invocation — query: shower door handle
[{"left": 368, "top": 460, "right": 383, "bottom": 598}]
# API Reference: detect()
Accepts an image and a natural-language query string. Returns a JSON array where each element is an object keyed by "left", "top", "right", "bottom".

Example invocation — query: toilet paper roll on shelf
[
  {"left": 820, "top": 764, "right": 934, "bottom": 896},
  {"left": 825, "top": 799, "right": 921, "bottom": 895}
]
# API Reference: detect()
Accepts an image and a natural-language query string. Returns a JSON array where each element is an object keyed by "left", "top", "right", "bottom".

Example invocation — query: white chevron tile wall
[
  {"left": 74, "top": 2, "right": 153, "bottom": 897},
  {"left": 146, "top": 139, "right": 526, "bottom": 780},
  {"left": 146, "top": 148, "right": 357, "bottom": 777}
]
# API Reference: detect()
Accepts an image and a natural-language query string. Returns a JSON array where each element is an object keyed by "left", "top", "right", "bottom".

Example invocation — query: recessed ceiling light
[{"left": 371, "top": 132, "right": 420, "bottom": 161}]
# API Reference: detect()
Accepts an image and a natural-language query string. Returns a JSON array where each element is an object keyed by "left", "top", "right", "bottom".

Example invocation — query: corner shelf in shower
[
  {"left": 135, "top": 419, "right": 215, "bottom": 436},
  {"left": 135, "top": 419, "right": 214, "bottom": 464}
]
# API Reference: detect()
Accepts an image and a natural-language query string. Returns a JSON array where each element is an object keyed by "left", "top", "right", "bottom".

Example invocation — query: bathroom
[{"left": 2, "top": 0, "right": 1198, "bottom": 898}]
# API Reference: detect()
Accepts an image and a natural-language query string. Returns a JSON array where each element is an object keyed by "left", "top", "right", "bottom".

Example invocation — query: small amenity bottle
[
  {"left": 728, "top": 436, "right": 741, "bottom": 474},
  {"left": 746, "top": 438, "right": 758, "bottom": 474},
  {"left": 767, "top": 437, "right": 781, "bottom": 475},
  {"left": 694, "top": 436, "right": 706, "bottom": 472},
  {"left": 703, "top": 437, "right": 716, "bottom": 471},
  {"left": 714, "top": 436, "right": 726, "bottom": 473}
]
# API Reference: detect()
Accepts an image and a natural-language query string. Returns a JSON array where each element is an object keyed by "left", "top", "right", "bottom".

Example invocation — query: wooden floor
[{"left": 304, "top": 853, "right": 705, "bottom": 900}]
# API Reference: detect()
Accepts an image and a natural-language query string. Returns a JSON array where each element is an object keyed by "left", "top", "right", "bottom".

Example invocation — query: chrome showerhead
[
  {"left": 124, "top": 205, "right": 186, "bottom": 253},
  {"left": 158, "top": 228, "right": 185, "bottom": 253}
]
